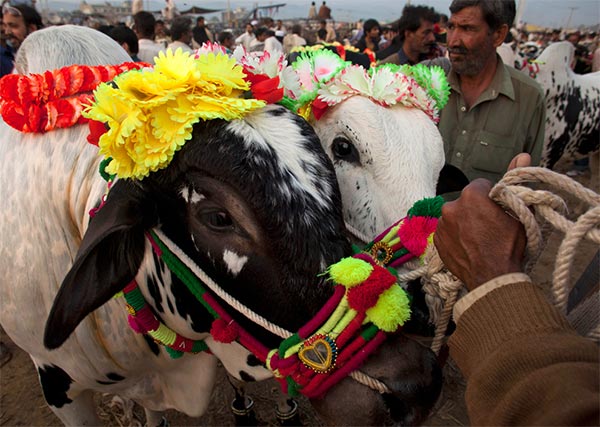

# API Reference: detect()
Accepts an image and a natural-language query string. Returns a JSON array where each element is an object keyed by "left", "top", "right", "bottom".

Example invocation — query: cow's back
[{"left": 0, "top": 122, "right": 106, "bottom": 359}]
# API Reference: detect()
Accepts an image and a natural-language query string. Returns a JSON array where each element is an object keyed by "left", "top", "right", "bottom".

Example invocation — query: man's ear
[{"left": 493, "top": 24, "right": 509, "bottom": 48}]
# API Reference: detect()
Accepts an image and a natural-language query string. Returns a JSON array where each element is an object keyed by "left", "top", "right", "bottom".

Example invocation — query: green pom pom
[
  {"left": 407, "top": 196, "right": 445, "bottom": 218},
  {"left": 99, "top": 157, "right": 116, "bottom": 182},
  {"left": 327, "top": 257, "right": 373, "bottom": 288},
  {"left": 165, "top": 347, "right": 184, "bottom": 359},
  {"left": 366, "top": 285, "right": 411, "bottom": 332}
]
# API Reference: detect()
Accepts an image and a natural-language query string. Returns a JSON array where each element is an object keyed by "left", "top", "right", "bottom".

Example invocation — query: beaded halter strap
[{"left": 120, "top": 197, "right": 443, "bottom": 398}]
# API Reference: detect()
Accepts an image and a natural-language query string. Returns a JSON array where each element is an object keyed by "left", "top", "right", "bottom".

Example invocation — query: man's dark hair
[
  {"left": 449, "top": 0, "right": 515, "bottom": 30},
  {"left": 170, "top": 16, "right": 191, "bottom": 41},
  {"left": 255, "top": 26, "right": 268, "bottom": 38},
  {"left": 133, "top": 11, "right": 156, "bottom": 39},
  {"left": 292, "top": 24, "right": 302, "bottom": 35},
  {"left": 109, "top": 25, "right": 139, "bottom": 54},
  {"left": 10, "top": 4, "right": 43, "bottom": 29},
  {"left": 218, "top": 30, "right": 233, "bottom": 44},
  {"left": 317, "top": 28, "right": 327, "bottom": 40},
  {"left": 362, "top": 19, "right": 380, "bottom": 34},
  {"left": 397, "top": 5, "right": 437, "bottom": 41},
  {"left": 196, "top": 16, "right": 205, "bottom": 23}
]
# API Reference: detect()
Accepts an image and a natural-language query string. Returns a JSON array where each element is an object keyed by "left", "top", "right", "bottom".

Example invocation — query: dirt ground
[{"left": 1, "top": 160, "right": 597, "bottom": 427}]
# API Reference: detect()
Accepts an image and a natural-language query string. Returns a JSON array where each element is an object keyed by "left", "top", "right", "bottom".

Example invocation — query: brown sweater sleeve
[{"left": 449, "top": 281, "right": 599, "bottom": 426}]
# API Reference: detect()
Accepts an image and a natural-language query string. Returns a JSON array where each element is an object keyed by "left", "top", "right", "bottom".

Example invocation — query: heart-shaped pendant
[{"left": 299, "top": 334, "right": 338, "bottom": 373}]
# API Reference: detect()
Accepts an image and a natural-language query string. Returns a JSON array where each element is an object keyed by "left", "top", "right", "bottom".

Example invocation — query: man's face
[
  {"left": 246, "top": 24, "right": 253, "bottom": 33},
  {"left": 3, "top": 11, "right": 31, "bottom": 50},
  {"left": 197, "top": 18, "right": 204, "bottom": 27},
  {"left": 405, "top": 19, "right": 435, "bottom": 54},
  {"left": 366, "top": 26, "right": 380, "bottom": 39},
  {"left": 446, "top": 6, "right": 501, "bottom": 76}
]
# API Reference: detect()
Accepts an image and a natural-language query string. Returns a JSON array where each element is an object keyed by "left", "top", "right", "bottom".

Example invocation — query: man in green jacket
[{"left": 426, "top": 0, "right": 545, "bottom": 183}]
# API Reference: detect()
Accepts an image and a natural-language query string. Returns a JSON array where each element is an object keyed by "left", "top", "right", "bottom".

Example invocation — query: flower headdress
[
  {"left": 0, "top": 62, "right": 147, "bottom": 133},
  {"left": 84, "top": 48, "right": 266, "bottom": 180},
  {"left": 284, "top": 50, "right": 451, "bottom": 122}
]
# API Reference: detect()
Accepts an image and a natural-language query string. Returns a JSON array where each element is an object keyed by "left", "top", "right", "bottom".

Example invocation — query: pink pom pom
[{"left": 397, "top": 216, "right": 438, "bottom": 256}]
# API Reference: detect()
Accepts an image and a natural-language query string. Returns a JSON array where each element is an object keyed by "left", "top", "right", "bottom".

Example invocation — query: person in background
[
  {"left": 435, "top": 153, "right": 599, "bottom": 427},
  {"left": 154, "top": 19, "right": 170, "bottom": 48},
  {"left": 424, "top": 0, "right": 545, "bottom": 183},
  {"left": 317, "top": 1, "right": 331, "bottom": 20},
  {"left": 0, "top": 13, "right": 14, "bottom": 76},
  {"left": 192, "top": 16, "right": 212, "bottom": 49},
  {"left": 133, "top": 11, "right": 165, "bottom": 65},
  {"left": 1, "top": 2, "right": 42, "bottom": 72},
  {"left": 378, "top": 26, "right": 397, "bottom": 50},
  {"left": 248, "top": 26, "right": 267, "bottom": 53},
  {"left": 353, "top": 18, "right": 380, "bottom": 53},
  {"left": 283, "top": 24, "right": 306, "bottom": 54},
  {"left": 109, "top": 25, "right": 141, "bottom": 62},
  {"left": 378, "top": 5, "right": 437, "bottom": 65},
  {"left": 308, "top": 1, "right": 317, "bottom": 20},
  {"left": 264, "top": 29, "right": 283, "bottom": 54},
  {"left": 235, "top": 22, "right": 255, "bottom": 50},
  {"left": 218, "top": 31, "right": 235, "bottom": 54},
  {"left": 166, "top": 16, "right": 193, "bottom": 54}
]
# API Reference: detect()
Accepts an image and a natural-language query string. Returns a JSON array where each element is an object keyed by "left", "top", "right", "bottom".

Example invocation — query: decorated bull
[
  {"left": 233, "top": 45, "right": 457, "bottom": 241},
  {"left": 524, "top": 41, "right": 600, "bottom": 170},
  {"left": 0, "top": 26, "right": 442, "bottom": 426}
]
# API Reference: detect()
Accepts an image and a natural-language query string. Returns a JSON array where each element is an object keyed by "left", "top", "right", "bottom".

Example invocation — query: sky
[{"left": 46, "top": 0, "right": 600, "bottom": 29}]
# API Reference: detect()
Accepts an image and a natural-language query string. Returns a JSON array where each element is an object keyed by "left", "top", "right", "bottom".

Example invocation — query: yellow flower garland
[{"left": 83, "top": 49, "right": 266, "bottom": 180}]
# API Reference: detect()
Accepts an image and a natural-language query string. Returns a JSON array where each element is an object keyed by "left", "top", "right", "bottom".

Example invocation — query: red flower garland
[{"left": 0, "top": 62, "right": 149, "bottom": 133}]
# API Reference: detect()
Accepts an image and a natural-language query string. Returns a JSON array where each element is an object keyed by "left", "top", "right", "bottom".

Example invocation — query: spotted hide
[
  {"left": 528, "top": 41, "right": 600, "bottom": 169},
  {"left": 0, "top": 28, "right": 441, "bottom": 426}
]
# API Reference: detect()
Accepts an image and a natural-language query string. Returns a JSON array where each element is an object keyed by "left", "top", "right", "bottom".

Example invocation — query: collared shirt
[
  {"left": 138, "top": 39, "right": 166, "bottom": 65},
  {"left": 429, "top": 56, "right": 545, "bottom": 183},
  {"left": 166, "top": 40, "right": 194, "bottom": 54}
]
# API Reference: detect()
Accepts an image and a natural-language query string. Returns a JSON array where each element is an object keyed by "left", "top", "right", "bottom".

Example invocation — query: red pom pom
[
  {"left": 347, "top": 265, "right": 396, "bottom": 312},
  {"left": 210, "top": 318, "right": 239, "bottom": 343},
  {"left": 397, "top": 216, "right": 438, "bottom": 256}
]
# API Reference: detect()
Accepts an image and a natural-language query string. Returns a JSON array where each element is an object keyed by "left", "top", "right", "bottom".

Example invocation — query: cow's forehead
[{"left": 226, "top": 106, "right": 336, "bottom": 210}]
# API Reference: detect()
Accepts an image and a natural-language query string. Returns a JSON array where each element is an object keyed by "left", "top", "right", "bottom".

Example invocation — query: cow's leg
[
  {"left": 33, "top": 358, "right": 101, "bottom": 426},
  {"left": 227, "top": 374, "right": 257, "bottom": 426},
  {"left": 144, "top": 408, "right": 168, "bottom": 427}
]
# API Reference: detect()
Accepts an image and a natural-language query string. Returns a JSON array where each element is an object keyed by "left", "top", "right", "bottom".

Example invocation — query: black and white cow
[
  {"left": 526, "top": 41, "right": 600, "bottom": 170},
  {"left": 0, "top": 26, "right": 441, "bottom": 426}
]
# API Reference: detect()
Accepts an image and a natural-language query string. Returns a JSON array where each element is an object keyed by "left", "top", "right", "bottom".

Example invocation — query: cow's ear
[
  {"left": 44, "top": 180, "right": 158, "bottom": 350},
  {"left": 435, "top": 164, "right": 469, "bottom": 197}
]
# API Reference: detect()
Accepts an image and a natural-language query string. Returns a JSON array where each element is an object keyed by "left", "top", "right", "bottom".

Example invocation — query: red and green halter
[{"left": 120, "top": 197, "right": 444, "bottom": 398}]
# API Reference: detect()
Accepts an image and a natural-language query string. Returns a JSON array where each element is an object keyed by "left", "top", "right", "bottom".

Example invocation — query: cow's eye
[
  {"left": 331, "top": 136, "right": 360, "bottom": 164},
  {"left": 201, "top": 210, "right": 234, "bottom": 231}
]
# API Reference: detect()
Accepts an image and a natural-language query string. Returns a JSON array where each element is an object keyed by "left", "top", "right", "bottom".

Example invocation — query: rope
[
  {"left": 402, "top": 167, "right": 600, "bottom": 352},
  {"left": 153, "top": 229, "right": 393, "bottom": 395},
  {"left": 349, "top": 370, "right": 391, "bottom": 394},
  {"left": 153, "top": 229, "right": 293, "bottom": 340}
]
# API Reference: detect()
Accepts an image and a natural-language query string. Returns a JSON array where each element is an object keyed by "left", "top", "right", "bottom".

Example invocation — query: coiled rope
[{"left": 406, "top": 167, "right": 600, "bottom": 353}]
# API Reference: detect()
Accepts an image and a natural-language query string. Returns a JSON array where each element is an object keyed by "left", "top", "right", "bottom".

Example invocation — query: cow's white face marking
[
  {"left": 222, "top": 250, "right": 248, "bottom": 276},
  {"left": 190, "top": 190, "right": 205, "bottom": 204},
  {"left": 180, "top": 186, "right": 206, "bottom": 204}
]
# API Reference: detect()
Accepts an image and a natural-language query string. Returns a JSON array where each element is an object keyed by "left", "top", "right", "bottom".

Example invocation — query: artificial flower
[{"left": 83, "top": 49, "right": 265, "bottom": 180}]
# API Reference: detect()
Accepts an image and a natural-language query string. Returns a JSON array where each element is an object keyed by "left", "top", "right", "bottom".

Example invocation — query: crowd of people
[{"left": 0, "top": 0, "right": 598, "bottom": 425}]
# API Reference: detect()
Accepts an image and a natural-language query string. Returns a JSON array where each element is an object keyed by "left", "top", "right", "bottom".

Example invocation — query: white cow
[
  {"left": 525, "top": 41, "right": 600, "bottom": 170},
  {"left": 0, "top": 26, "right": 441, "bottom": 427}
]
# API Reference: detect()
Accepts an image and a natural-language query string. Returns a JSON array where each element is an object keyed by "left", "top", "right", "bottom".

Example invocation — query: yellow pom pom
[
  {"left": 366, "top": 285, "right": 411, "bottom": 332},
  {"left": 327, "top": 257, "right": 373, "bottom": 288}
]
